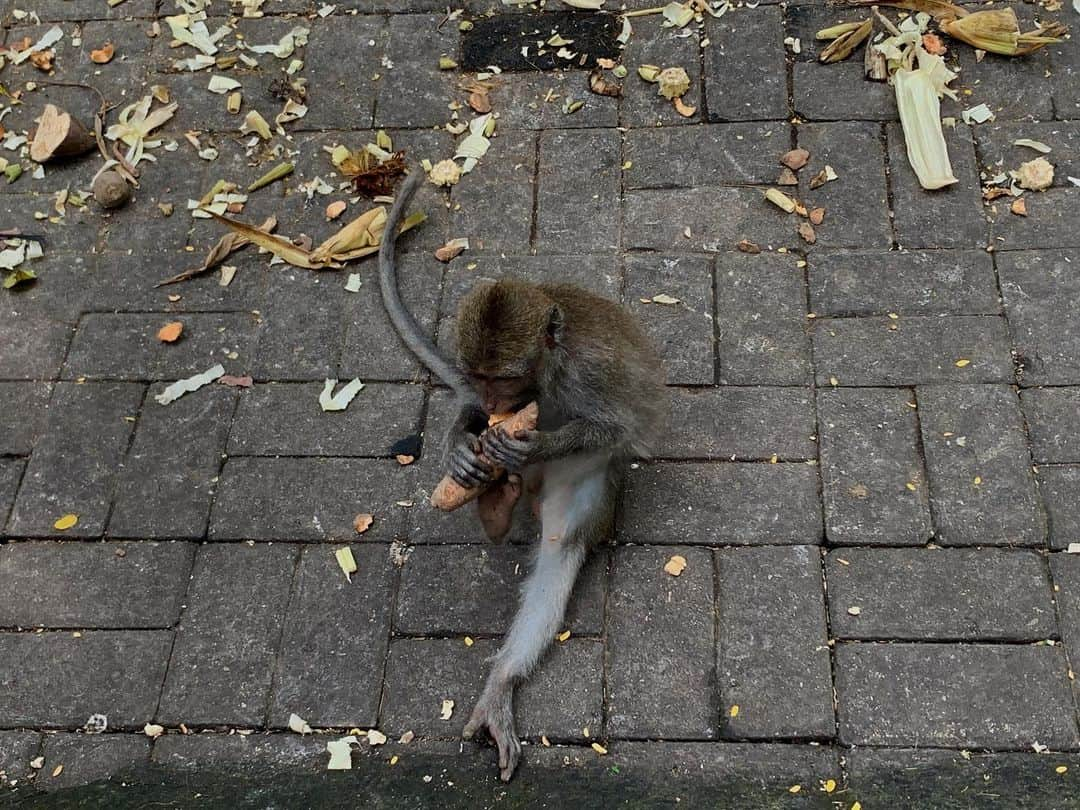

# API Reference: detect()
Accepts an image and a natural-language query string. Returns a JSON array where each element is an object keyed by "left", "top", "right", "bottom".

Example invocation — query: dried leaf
[
  {"left": 1010, "top": 197, "right": 1027, "bottom": 216},
  {"left": 90, "top": 43, "right": 116, "bottom": 64},
  {"left": 209, "top": 212, "right": 321, "bottom": 269},
  {"left": 351, "top": 152, "right": 406, "bottom": 197},
  {"left": 366, "top": 730, "right": 387, "bottom": 746},
  {"left": 819, "top": 18, "right": 872, "bottom": 63},
  {"left": 155, "top": 364, "right": 225, "bottom": 405},
  {"left": 1013, "top": 139, "right": 1052, "bottom": 154},
  {"left": 435, "top": 238, "right": 469, "bottom": 262},
  {"left": 781, "top": 148, "right": 810, "bottom": 170},
  {"left": 247, "top": 162, "right": 294, "bottom": 192},
  {"left": 809, "top": 165, "right": 838, "bottom": 189},
  {"left": 218, "top": 374, "right": 253, "bottom": 388},
  {"left": 777, "top": 167, "right": 798, "bottom": 186},
  {"left": 320, "top": 378, "right": 365, "bottom": 411},
  {"left": 737, "top": 239, "right": 761, "bottom": 254},
  {"left": 894, "top": 52, "right": 958, "bottom": 190},
  {"left": 157, "top": 321, "right": 183, "bottom": 342},
  {"left": 798, "top": 221, "right": 817, "bottom": 244},
  {"left": 809, "top": 207, "right": 825, "bottom": 225},
  {"left": 157, "top": 216, "right": 277, "bottom": 285},
  {"left": 588, "top": 69, "right": 622, "bottom": 97}
]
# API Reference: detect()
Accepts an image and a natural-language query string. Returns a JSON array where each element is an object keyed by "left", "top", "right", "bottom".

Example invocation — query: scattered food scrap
[
  {"left": 336, "top": 547, "right": 358, "bottom": 581},
  {"left": 53, "top": 514, "right": 78, "bottom": 531},
  {"left": 288, "top": 713, "right": 313, "bottom": 734},
  {"left": 325, "top": 736, "right": 357, "bottom": 770},
  {"left": 663, "top": 554, "right": 687, "bottom": 576},
  {"left": 155, "top": 364, "right": 226, "bottom": 405},
  {"left": 353, "top": 513, "right": 374, "bottom": 534},
  {"left": 157, "top": 321, "right": 184, "bottom": 343},
  {"left": 440, "top": 699, "right": 455, "bottom": 720},
  {"left": 319, "top": 378, "right": 364, "bottom": 412}
]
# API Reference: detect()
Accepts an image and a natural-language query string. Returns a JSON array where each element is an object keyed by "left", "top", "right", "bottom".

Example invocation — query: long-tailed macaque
[{"left": 379, "top": 171, "right": 666, "bottom": 780}]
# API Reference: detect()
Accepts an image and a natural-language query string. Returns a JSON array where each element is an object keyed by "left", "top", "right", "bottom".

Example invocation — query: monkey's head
[{"left": 455, "top": 279, "right": 563, "bottom": 415}]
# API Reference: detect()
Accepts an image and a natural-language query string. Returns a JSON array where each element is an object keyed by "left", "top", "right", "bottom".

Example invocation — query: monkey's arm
[{"left": 481, "top": 418, "right": 623, "bottom": 470}]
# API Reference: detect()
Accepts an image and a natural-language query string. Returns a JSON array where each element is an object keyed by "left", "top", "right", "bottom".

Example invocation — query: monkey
[{"left": 379, "top": 170, "right": 667, "bottom": 781}]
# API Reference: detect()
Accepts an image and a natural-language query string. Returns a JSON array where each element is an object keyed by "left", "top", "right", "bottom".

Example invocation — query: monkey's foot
[
  {"left": 476, "top": 475, "right": 522, "bottom": 543},
  {"left": 462, "top": 685, "right": 520, "bottom": 781}
]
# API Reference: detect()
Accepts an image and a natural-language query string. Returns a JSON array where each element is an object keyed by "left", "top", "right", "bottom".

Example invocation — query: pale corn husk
[
  {"left": 940, "top": 9, "right": 1066, "bottom": 57},
  {"left": 893, "top": 49, "right": 958, "bottom": 190},
  {"left": 819, "top": 18, "right": 873, "bottom": 63}
]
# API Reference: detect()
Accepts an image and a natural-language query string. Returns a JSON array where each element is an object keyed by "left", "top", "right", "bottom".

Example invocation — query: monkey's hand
[
  {"left": 480, "top": 428, "right": 542, "bottom": 473},
  {"left": 447, "top": 432, "right": 495, "bottom": 488},
  {"left": 462, "top": 683, "right": 520, "bottom": 782}
]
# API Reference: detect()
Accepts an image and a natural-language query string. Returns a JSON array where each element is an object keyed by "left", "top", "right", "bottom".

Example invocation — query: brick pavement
[{"left": 1, "top": 0, "right": 1079, "bottom": 805}]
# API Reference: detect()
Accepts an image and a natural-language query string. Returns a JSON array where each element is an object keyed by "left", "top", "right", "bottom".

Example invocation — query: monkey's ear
[{"left": 545, "top": 304, "right": 565, "bottom": 347}]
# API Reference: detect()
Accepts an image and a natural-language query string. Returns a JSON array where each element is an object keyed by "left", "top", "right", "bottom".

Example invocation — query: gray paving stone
[
  {"left": 151, "top": 733, "right": 326, "bottom": 771},
  {"left": 1039, "top": 465, "right": 1080, "bottom": 551},
  {"left": 619, "top": 462, "right": 823, "bottom": 546},
  {"left": 975, "top": 121, "right": 1080, "bottom": 189},
  {"left": 624, "top": 123, "right": 790, "bottom": 189},
  {"left": 64, "top": 313, "right": 259, "bottom": 381},
  {"left": 229, "top": 382, "right": 424, "bottom": 457},
  {"left": 1022, "top": 387, "right": 1080, "bottom": 463},
  {"left": 795, "top": 122, "right": 891, "bottom": 249},
  {"left": 826, "top": 548, "right": 1057, "bottom": 641},
  {"left": 704, "top": 8, "right": 787, "bottom": 122},
  {"left": 624, "top": 187, "right": 798, "bottom": 253},
  {"left": 210, "top": 457, "right": 413, "bottom": 541},
  {"left": 0, "top": 541, "right": 194, "bottom": 629},
  {"left": 28, "top": 0, "right": 155, "bottom": 20},
  {"left": 988, "top": 188, "right": 1080, "bottom": 251},
  {"left": 249, "top": 271, "right": 343, "bottom": 381},
  {"left": 607, "top": 545, "right": 716, "bottom": 739},
  {"left": 38, "top": 733, "right": 149, "bottom": 792},
  {"left": 0, "top": 630, "right": 171, "bottom": 728},
  {"left": 493, "top": 72, "right": 619, "bottom": 131},
  {"left": 381, "top": 638, "right": 603, "bottom": 741},
  {"left": 953, "top": 19, "right": 1055, "bottom": 122},
  {"left": 715, "top": 252, "right": 812, "bottom": 386},
  {"left": 158, "top": 544, "right": 296, "bottom": 727},
  {"left": 817, "top": 387, "right": 931, "bottom": 546},
  {"left": 1050, "top": 32, "right": 1080, "bottom": 119},
  {"left": 624, "top": 254, "right": 713, "bottom": 386},
  {"left": 396, "top": 545, "right": 607, "bottom": 637},
  {"left": 339, "top": 253, "right": 443, "bottom": 381},
  {"left": 0, "top": 251, "right": 93, "bottom": 323},
  {"left": 110, "top": 386, "right": 234, "bottom": 540},
  {"left": 449, "top": 130, "right": 535, "bottom": 255},
  {"left": 0, "top": 459, "right": 22, "bottom": 535},
  {"left": 301, "top": 16, "right": 384, "bottom": 130},
  {"left": 812, "top": 315, "right": 1014, "bottom": 386},
  {"left": 918, "top": 384, "right": 1045, "bottom": 547},
  {"left": 9, "top": 382, "right": 143, "bottom": 539},
  {"left": 1050, "top": 553, "right": 1080, "bottom": 674},
  {"left": 0, "top": 310, "right": 73, "bottom": 380},
  {"left": 888, "top": 123, "right": 987, "bottom": 250},
  {"left": 660, "top": 387, "right": 816, "bottom": 461},
  {"left": 717, "top": 546, "right": 833, "bottom": 740},
  {"left": 835, "top": 642, "right": 1079, "bottom": 749},
  {"left": 535, "top": 129, "right": 620, "bottom": 253},
  {"left": 999, "top": 249, "right": 1080, "bottom": 386},
  {"left": 270, "top": 544, "right": 393, "bottom": 728},
  {"left": 620, "top": 17, "right": 701, "bottom": 128},
  {"left": 808, "top": 249, "right": 999, "bottom": 316},
  {"left": 0, "top": 731, "right": 41, "bottom": 786},
  {"left": 793, "top": 61, "right": 897, "bottom": 122},
  {"left": 375, "top": 15, "right": 459, "bottom": 129}
]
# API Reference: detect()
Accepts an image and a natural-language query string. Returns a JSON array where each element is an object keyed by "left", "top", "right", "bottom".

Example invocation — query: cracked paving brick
[
  {"left": 1038, "top": 465, "right": 1080, "bottom": 551},
  {"left": 229, "top": 382, "right": 424, "bottom": 457},
  {"left": 395, "top": 545, "right": 607, "bottom": 637},
  {"left": 812, "top": 315, "right": 1013, "bottom": 386},
  {"left": 381, "top": 638, "right": 603, "bottom": 741},
  {"left": 999, "top": 249, "right": 1080, "bottom": 386},
  {"left": 718, "top": 546, "right": 834, "bottom": 740},
  {"left": 887, "top": 122, "right": 987, "bottom": 250},
  {"left": 716, "top": 252, "right": 811, "bottom": 385},
  {"left": 535, "top": 129, "right": 620, "bottom": 253},
  {"left": 9, "top": 382, "right": 143, "bottom": 539},
  {"left": 0, "top": 541, "right": 194, "bottom": 629},
  {"left": 270, "top": 544, "right": 392, "bottom": 729},
  {"left": 0, "top": 631, "right": 171, "bottom": 728},
  {"left": 660, "top": 387, "right": 816, "bottom": 461},
  {"left": 624, "top": 123, "right": 789, "bottom": 189},
  {"left": 817, "top": 387, "right": 931, "bottom": 546},
  {"left": 704, "top": 7, "right": 787, "bottom": 122},
  {"left": 624, "top": 255, "right": 713, "bottom": 386},
  {"left": 826, "top": 548, "right": 1057, "bottom": 641},
  {"left": 808, "top": 249, "right": 999, "bottom": 317},
  {"left": 38, "top": 734, "right": 149, "bottom": 793},
  {"left": 158, "top": 544, "right": 296, "bottom": 727},
  {"left": 918, "top": 384, "right": 1045, "bottom": 547},
  {"left": 1022, "top": 387, "right": 1080, "bottom": 464},
  {"left": 110, "top": 386, "right": 234, "bottom": 540},
  {"left": 836, "top": 642, "right": 1079, "bottom": 749},
  {"left": 210, "top": 457, "right": 413, "bottom": 542},
  {"left": 606, "top": 546, "right": 716, "bottom": 739},
  {"left": 620, "top": 462, "right": 822, "bottom": 546},
  {"left": 795, "top": 122, "right": 891, "bottom": 249}
]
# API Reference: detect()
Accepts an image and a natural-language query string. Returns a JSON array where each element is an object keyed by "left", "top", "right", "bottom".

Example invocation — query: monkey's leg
[
  {"left": 476, "top": 474, "right": 522, "bottom": 542},
  {"left": 463, "top": 452, "right": 616, "bottom": 781}
]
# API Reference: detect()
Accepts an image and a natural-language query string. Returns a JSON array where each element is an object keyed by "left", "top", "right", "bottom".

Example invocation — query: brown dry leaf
[
  {"left": 218, "top": 374, "right": 254, "bottom": 388},
  {"left": 983, "top": 187, "right": 1012, "bottom": 201},
  {"left": 434, "top": 238, "right": 469, "bottom": 263},
  {"left": 588, "top": 69, "right": 622, "bottom": 98},
  {"left": 781, "top": 148, "right": 810, "bottom": 170},
  {"left": 157, "top": 321, "right": 183, "bottom": 342},
  {"left": 210, "top": 212, "right": 322, "bottom": 269},
  {"left": 353, "top": 513, "right": 374, "bottom": 534},
  {"left": 29, "top": 49, "right": 55, "bottom": 71},
  {"left": 737, "top": 239, "right": 761, "bottom": 254},
  {"left": 351, "top": 151, "right": 407, "bottom": 197},
  {"left": 468, "top": 89, "right": 492, "bottom": 113},
  {"left": 673, "top": 96, "right": 696, "bottom": 117},
  {"left": 777, "top": 167, "right": 798, "bottom": 186},
  {"left": 90, "top": 43, "right": 116, "bottom": 63},
  {"left": 663, "top": 554, "right": 687, "bottom": 576},
  {"left": 157, "top": 216, "right": 277, "bottom": 285},
  {"left": 1010, "top": 197, "right": 1027, "bottom": 216},
  {"left": 798, "top": 221, "right": 817, "bottom": 244},
  {"left": 326, "top": 200, "right": 347, "bottom": 220},
  {"left": 809, "top": 207, "right": 825, "bottom": 225}
]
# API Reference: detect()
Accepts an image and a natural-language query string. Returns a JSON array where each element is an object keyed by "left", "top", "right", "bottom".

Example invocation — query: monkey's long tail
[{"left": 379, "top": 169, "right": 475, "bottom": 401}]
